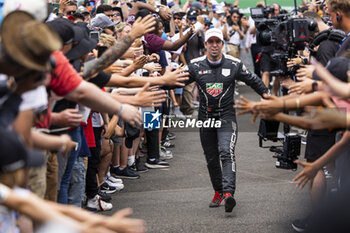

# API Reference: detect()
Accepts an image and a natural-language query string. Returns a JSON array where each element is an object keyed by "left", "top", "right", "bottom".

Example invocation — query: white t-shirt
[
  {"left": 19, "top": 85, "right": 48, "bottom": 112},
  {"left": 248, "top": 17, "right": 257, "bottom": 45},
  {"left": 227, "top": 24, "right": 241, "bottom": 45}
]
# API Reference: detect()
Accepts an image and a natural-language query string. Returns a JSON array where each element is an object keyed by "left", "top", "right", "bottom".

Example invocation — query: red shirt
[
  {"left": 50, "top": 51, "right": 83, "bottom": 96},
  {"left": 36, "top": 51, "right": 84, "bottom": 129}
]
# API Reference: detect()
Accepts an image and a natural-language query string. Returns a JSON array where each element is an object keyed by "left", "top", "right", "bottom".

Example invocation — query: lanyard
[{"left": 339, "top": 31, "right": 350, "bottom": 48}]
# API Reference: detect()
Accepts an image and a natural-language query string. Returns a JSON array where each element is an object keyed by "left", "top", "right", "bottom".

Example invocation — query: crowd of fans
[{"left": 0, "top": 0, "right": 350, "bottom": 232}]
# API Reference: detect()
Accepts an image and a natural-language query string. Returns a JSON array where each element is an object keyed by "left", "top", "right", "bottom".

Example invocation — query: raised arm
[{"left": 82, "top": 15, "right": 156, "bottom": 79}]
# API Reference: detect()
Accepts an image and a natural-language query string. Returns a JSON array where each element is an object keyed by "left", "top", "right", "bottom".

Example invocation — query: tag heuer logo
[{"left": 206, "top": 83, "right": 223, "bottom": 97}]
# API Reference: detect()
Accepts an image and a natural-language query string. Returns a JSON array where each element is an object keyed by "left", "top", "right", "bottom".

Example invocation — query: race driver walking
[{"left": 185, "top": 28, "right": 268, "bottom": 212}]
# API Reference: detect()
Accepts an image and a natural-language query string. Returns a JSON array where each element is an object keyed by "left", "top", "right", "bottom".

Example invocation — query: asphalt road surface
[{"left": 105, "top": 85, "right": 310, "bottom": 233}]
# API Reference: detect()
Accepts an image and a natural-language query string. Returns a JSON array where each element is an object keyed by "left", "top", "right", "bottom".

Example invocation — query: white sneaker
[
  {"left": 86, "top": 195, "right": 113, "bottom": 211},
  {"left": 160, "top": 148, "right": 173, "bottom": 160},
  {"left": 104, "top": 179, "right": 124, "bottom": 191},
  {"left": 106, "top": 175, "right": 123, "bottom": 184}
]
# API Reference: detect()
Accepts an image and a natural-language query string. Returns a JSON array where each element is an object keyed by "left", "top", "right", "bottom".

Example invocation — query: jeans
[
  {"left": 199, "top": 120, "right": 238, "bottom": 194},
  {"left": 68, "top": 156, "right": 86, "bottom": 207},
  {"left": 57, "top": 126, "right": 82, "bottom": 204}
]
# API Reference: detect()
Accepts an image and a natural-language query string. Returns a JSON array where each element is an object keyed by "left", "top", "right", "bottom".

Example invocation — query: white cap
[
  {"left": 3, "top": 0, "right": 48, "bottom": 22},
  {"left": 205, "top": 28, "right": 224, "bottom": 42}
]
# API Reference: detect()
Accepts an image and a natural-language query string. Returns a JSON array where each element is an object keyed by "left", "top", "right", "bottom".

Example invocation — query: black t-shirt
[
  {"left": 316, "top": 39, "right": 340, "bottom": 66},
  {"left": 184, "top": 30, "right": 205, "bottom": 63},
  {"left": 89, "top": 71, "right": 112, "bottom": 89}
]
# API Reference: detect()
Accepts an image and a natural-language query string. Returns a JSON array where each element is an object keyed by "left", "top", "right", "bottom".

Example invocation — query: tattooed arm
[{"left": 82, "top": 15, "right": 156, "bottom": 79}]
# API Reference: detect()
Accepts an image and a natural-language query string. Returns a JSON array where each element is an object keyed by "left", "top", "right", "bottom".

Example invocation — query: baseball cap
[
  {"left": 187, "top": 9, "right": 198, "bottom": 18},
  {"left": 46, "top": 18, "right": 84, "bottom": 45},
  {"left": 92, "top": 13, "right": 118, "bottom": 29},
  {"left": 65, "top": 22, "right": 98, "bottom": 61},
  {"left": 77, "top": 6, "right": 90, "bottom": 15},
  {"left": 0, "top": 130, "right": 45, "bottom": 173},
  {"left": 205, "top": 28, "right": 224, "bottom": 42},
  {"left": 313, "top": 57, "right": 350, "bottom": 82},
  {"left": 191, "top": 2, "right": 204, "bottom": 10}
]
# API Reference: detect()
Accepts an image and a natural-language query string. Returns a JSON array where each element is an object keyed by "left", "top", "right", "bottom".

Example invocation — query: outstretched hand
[
  {"left": 130, "top": 15, "right": 156, "bottom": 39},
  {"left": 135, "top": 82, "right": 167, "bottom": 107},
  {"left": 162, "top": 68, "right": 189, "bottom": 86},
  {"left": 292, "top": 160, "right": 318, "bottom": 189}
]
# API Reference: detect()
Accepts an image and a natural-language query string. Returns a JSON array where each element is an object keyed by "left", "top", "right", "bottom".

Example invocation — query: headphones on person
[{"left": 336, "top": 13, "right": 342, "bottom": 22}]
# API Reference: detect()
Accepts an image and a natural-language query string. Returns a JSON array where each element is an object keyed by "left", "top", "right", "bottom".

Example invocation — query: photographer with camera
[{"left": 259, "top": 3, "right": 282, "bottom": 93}]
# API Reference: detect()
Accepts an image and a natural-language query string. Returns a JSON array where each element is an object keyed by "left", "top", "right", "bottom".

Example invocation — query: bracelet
[
  {"left": 296, "top": 98, "right": 300, "bottom": 110},
  {"left": 117, "top": 104, "right": 124, "bottom": 116},
  {"left": 121, "top": 2, "right": 126, "bottom": 5},
  {"left": 282, "top": 99, "right": 286, "bottom": 112}
]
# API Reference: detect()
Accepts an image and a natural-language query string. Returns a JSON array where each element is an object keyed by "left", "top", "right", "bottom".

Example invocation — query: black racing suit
[{"left": 186, "top": 54, "right": 268, "bottom": 195}]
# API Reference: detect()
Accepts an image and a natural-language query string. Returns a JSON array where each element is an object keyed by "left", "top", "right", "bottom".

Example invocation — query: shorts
[
  {"left": 110, "top": 118, "right": 123, "bottom": 146},
  {"left": 305, "top": 130, "right": 336, "bottom": 162},
  {"left": 260, "top": 52, "right": 278, "bottom": 73},
  {"left": 174, "top": 88, "right": 183, "bottom": 95}
]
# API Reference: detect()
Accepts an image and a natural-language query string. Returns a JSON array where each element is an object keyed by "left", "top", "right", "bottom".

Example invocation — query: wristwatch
[{"left": 312, "top": 80, "right": 318, "bottom": 92}]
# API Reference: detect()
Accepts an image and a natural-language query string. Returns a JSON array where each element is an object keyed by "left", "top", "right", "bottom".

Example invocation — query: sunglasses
[
  {"left": 66, "top": 10, "right": 76, "bottom": 15},
  {"left": 113, "top": 13, "right": 121, "bottom": 16},
  {"left": 207, "top": 39, "right": 222, "bottom": 44},
  {"left": 174, "top": 17, "right": 182, "bottom": 20},
  {"left": 188, "top": 16, "right": 197, "bottom": 21}
]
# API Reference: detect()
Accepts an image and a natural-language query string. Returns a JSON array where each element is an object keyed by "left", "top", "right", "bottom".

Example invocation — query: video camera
[
  {"left": 258, "top": 120, "right": 301, "bottom": 170},
  {"left": 250, "top": 7, "right": 317, "bottom": 76}
]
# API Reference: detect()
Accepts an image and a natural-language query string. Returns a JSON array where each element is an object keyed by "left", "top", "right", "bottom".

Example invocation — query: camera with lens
[
  {"left": 270, "top": 133, "right": 301, "bottom": 170},
  {"left": 250, "top": 7, "right": 317, "bottom": 76},
  {"left": 258, "top": 120, "right": 301, "bottom": 170}
]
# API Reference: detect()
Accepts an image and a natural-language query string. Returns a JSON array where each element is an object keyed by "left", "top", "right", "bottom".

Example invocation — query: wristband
[
  {"left": 117, "top": 104, "right": 124, "bottom": 116},
  {"left": 312, "top": 80, "right": 318, "bottom": 92}
]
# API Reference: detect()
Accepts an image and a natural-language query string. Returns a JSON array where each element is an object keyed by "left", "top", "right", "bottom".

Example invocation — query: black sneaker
[
  {"left": 292, "top": 216, "right": 310, "bottom": 232},
  {"left": 97, "top": 190, "right": 112, "bottom": 203},
  {"left": 145, "top": 159, "right": 170, "bottom": 169},
  {"left": 223, "top": 193, "right": 236, "bottom": 213},
  {"left": 113, "top": 166, "right": 140, "bottom": 179},
  {"left": 100, "top": 182, "right": 118, "bottom": 194},
  {"left": 166, "top": 132, "right": 176, "bottom": 140}
]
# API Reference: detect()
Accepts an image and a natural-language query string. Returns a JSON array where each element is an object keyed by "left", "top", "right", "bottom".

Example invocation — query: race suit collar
[{"left": 206, "top": 55, "right": 225, "bottom": 68}]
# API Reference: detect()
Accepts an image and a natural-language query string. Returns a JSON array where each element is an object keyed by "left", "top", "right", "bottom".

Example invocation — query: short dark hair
[
  {"left": 73, "top": 12, "right": 85, "bottom": 21},
  {"left": 96, "top": 5, "right": 113, "bottom": 14}
]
